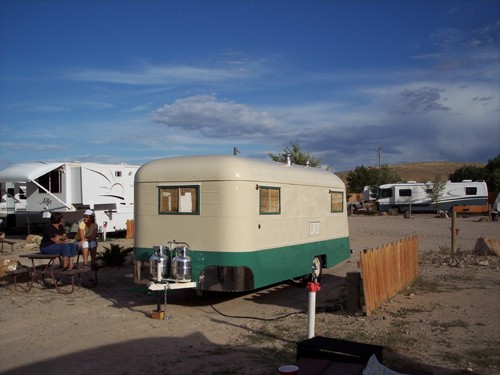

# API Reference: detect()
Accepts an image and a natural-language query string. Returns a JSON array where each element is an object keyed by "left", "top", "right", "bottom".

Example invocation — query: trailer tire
[{"left": 388, "top": 207, "right": 399, "bottom": 215}]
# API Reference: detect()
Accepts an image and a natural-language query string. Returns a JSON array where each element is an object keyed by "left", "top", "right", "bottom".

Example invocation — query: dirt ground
[{"left": 0, "top": 214, "right": 499, "bottom": 375}]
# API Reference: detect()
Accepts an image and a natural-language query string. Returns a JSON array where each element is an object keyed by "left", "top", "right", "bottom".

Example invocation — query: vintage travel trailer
[
  {"left": 0, "top": 161, "right": 139, "bottom": 233},
  {"left": 134, "top": 155, "right": 350, "bottom": 293},
  {"left": 376, "top": 180, "right": 488, "bottom": 213}
]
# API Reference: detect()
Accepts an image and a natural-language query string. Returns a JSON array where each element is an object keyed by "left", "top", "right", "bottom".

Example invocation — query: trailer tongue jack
[{"left": 152, "top": 282, "right": 173, "bottom": 320}]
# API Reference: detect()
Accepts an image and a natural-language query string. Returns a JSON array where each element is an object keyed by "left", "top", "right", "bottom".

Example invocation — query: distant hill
[{"left": 336, "top": 161, "right": 485, "bottom": 185}]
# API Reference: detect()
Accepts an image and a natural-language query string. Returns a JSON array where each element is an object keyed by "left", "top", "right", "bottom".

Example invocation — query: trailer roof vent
[{"left": 285, "top": 153, "right": 292, "bottom": 166}]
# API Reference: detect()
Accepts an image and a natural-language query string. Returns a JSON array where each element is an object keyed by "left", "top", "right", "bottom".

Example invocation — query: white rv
[
  {"left": 134, "top": 155, "right": 350, "bottom": 293},
  {"left": 362, "top": 185, "right": 376, "bottom": 203},
  {"left": 376, "top": 180, "right": 488, "bottom": 213},
  {"left": 0, "top": 182, "right": 27, "bottom": 216},
  {"left": 0, "top": 162, "right": 139, "bottom": 234}
]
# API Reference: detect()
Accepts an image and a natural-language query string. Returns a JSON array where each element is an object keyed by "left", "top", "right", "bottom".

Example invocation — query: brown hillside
[{"left": 336, "top": 161, "right": 485, "bottom": 185}]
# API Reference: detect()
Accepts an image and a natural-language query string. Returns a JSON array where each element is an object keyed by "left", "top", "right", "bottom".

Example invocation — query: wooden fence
[{"left": 360, "top": 235, "right": 419, "bottom": 316}]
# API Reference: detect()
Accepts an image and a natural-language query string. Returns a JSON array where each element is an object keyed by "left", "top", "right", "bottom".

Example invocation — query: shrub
[{"left": 98, "top": 243, "right": 133, "bottom": 267}]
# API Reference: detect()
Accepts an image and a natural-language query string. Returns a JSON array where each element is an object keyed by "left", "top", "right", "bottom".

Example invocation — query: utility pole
[{"left": 378, "top": 146, "right": 382, "bottom": 169}]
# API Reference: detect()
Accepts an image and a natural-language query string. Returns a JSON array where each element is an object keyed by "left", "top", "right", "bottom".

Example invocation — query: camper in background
[
  {"left": 0, "top": 182, "right": 27, "bottom": 216},
  {"left": 376, "top": 180, "right": 488, "bottom": 214},
  {"left": 0, "top": 162, "right": 139, "bottom": 234}
]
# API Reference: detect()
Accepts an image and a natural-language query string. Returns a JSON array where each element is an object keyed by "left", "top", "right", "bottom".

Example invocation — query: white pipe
[
  {"left": 307, "top": 290, "right": 316, "bottom": 339},
  {"left": 306, "top": 281, "right": 321, "bottom": 339},
  {"left": 157, "top": 259, "right": 162, "bottom": 282}
]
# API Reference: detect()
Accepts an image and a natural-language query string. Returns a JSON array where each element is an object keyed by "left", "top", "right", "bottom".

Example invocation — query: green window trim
[
  {"left": 259, "top": 186, "right": 281, "bottom": 215},
  {"left": 158, "top": 185, "right": 200, "bottom": 215}
]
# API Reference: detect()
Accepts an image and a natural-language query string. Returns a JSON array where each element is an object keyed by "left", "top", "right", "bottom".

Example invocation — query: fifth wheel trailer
[
  {"left": 133, "top": 155, "right": 351, "bottom": 293},
  {"left": 0, "top": 161, "right": 139, "bottom": 234}
]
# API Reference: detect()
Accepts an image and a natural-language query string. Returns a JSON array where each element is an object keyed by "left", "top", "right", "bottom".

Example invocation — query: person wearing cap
[
  {"left": 40, "top": 212, "right": 78, "bottom": 271},
  {"left": 74, "top": 209, "right": 98, "bottom": 269}
]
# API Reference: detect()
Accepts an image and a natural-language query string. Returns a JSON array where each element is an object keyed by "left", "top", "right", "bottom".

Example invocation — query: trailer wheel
[
  {"left": 388, "top": 207, "right": 399, "bottom": 215},
  {"left": 310, "top": 256, "right": 323, "bottom": 282}
]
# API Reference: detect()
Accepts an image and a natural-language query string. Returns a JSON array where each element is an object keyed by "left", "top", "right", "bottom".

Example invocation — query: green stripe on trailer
[{"left": 134, "top": 236, "right": 350, "bottom": 290}]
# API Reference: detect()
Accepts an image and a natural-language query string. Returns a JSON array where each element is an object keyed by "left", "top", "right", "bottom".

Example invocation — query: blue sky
[{"left": 1, "top": 0, "right": 499, "bottom": 172}]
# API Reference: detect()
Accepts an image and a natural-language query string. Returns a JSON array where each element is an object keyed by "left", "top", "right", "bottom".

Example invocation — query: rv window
[
  {"left": 37, "top": 170, "right": 62, "bottom": 193},
  {"left": 379, "top": 188, "right": 392, "bottom": 199},
  {"left": 465, "top": 187, "right": 477, "bottom": 195},
  {"left": 330, "top": 191, "right": 343, "bottom": 213},
  {"left": 399, "top": 189, "right": 412, "bottom": 197},
  {"left": 19, "top": 187, "right": 26, "bottom": 200},
  {"left": 159, "top": 186, "right": 199, "bottom": 214},
  {"left": 260, "top": 187, "right": 280, "bottom": 214}
]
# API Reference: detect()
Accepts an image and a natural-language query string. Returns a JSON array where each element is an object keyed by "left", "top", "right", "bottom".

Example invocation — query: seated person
[
  {"left": 40, "top": 212, "right": 78, "bottom": 271},
  {"left": 74, "top": 209, "right": 98, "bottom": 269}
]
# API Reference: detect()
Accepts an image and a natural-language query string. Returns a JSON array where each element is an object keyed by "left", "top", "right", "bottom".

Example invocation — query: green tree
[
  {"left": 449, "top": 165, "right": 486, "bottom": 182},
  {"left": 378, "top": 165, "right": 402, "bottom": 185},
  {"left": 424, "top": 176, "right": 446, "bottom": 212},
  {"left": 347, "top": 165, "right": 374, "bottom": 193},
  {"left": 267, "top": 140, "right": 321, "bottom": 167},
  {"left": 424, "top": 180, "right": 447, "bottom": 213},
  {"left": 347, "top": 165, "right": 401, "bottom": 193},
  {"left": 448, "top": 154, "right": 500, "bottom": 192},
  {"left": 484, "top": 155, "right": 500, "bottom": 192}
]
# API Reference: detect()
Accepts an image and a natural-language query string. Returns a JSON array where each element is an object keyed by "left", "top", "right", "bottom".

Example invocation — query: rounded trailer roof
[{"left": 136, "top": 155, "right": 344, "bottom": 188}]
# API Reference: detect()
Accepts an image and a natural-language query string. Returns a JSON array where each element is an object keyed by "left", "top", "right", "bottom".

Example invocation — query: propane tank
[
  {"left": 172, "top": 245, "right": 191, "bottom": 281},
  {"left": 149, "top": 248, "right": 159, "bottom": 278},
  {"left": 150, "top": 245, "right": 169, "bottom": 281}
]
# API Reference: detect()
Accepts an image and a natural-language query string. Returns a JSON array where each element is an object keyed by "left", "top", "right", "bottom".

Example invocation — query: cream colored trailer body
[{"left": 134, "top": 155, "right": 350, "bottom": 292}]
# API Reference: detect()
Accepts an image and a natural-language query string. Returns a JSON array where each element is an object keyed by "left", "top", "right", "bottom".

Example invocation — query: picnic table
[
  {"left": 11, "top": 253, "right": 98, "bottom": 294},
  {"left": 0, "top": 238, "right": 16, "bottom": 255}
]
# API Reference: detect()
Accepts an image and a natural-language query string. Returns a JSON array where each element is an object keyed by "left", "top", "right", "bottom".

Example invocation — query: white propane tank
[{"left": 172, "top": 245, "right": 191, "bottom": 281}]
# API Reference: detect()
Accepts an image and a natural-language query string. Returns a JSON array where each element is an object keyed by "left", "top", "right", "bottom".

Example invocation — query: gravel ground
[{"left": 0, "top": 214, "right": 499, "bottom": 375}]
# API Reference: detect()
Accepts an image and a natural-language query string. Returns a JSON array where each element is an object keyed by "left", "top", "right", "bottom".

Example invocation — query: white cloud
[
  {"left": 63, "top": 60, "right": 266, "bottom": 86},
  {"left": 152, "top": 95, "right": 291, "bottom": 139},
  {"left": 129, "top": 102, "right": 154, "bottom": 112}
]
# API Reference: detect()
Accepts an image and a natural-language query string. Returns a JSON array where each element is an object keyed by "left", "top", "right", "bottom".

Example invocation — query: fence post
[{"left": 451, "top": 212, "right": 457, "bottom": 254}]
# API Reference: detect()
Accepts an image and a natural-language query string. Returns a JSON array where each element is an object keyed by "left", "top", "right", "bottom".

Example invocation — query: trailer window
[
  {"left": 330, "top": 191, "right": 343, "bottom": 213},
  {"left": 19, "top": 187, "right": 26, "bottom": 200},
  {"left": 159, "top": 186, "right": 199, "bottom": 214},
  {"left": 260, "top": 187, "right": 280, "bottom": 214},
  {"left": 465, "top": 187, "right": 477, "bottom": 195},
  {"left": 378, "top": 188, "right": 392, "bottom": 199},
  {"left": 37, "top": 170, "right": 62, "bottom": 193},
  {"left": 399, "top": 189, "right": 412, "bottom": 197}
]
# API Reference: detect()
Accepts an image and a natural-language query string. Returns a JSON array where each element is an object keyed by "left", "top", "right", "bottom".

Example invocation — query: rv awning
[{"left": 0, "top": 162, "right": 64, "bottom": 182}]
